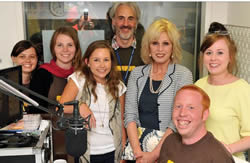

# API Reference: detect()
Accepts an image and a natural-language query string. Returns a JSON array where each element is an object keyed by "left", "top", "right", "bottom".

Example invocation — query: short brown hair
[{"left": 11, "top": 40, "right": 39, "bottom": 60}]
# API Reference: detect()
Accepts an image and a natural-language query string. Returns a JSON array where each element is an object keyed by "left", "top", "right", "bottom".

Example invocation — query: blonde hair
[{"left": 141, "top": 18, "right": 182, "bottom": 64}]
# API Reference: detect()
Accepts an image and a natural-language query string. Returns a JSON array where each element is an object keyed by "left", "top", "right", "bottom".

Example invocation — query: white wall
[
  {"left": 201, "top": 2, "right": 228, "bottom": 39},
  {"left": 227, "top": 2, "right": 250, "bottom": 27},
  {"left": 0, "top": 2, "right": 24, "bottom": 69},
  {"left": 201, "top": 2, "right": 250, "bottom": 38}
]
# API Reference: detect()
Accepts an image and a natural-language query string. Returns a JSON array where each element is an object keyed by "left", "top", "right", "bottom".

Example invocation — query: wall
[
  {"left": 227, "top": 2, "right": 250, "bottom": 27},
  {"left": 201, "top": 2, "right": 250, "bottom": 36},
  {"left": 201, "top": 2, "right": 228, "bottom": 40},
  {"left": 0, "top": 2, "right": 24, "bottom": 69}
]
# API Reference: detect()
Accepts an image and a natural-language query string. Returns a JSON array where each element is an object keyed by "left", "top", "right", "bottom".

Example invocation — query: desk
[
  {"left": 41, "top": 114, "right": 74, "bottom": 163},
  {"left": 0, "top": 117, "right": 53, "bottom": 163}
]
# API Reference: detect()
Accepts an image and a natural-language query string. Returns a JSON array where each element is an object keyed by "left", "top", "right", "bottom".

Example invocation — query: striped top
[{"left": 124, "top": 63, "right": 193, "bottom": 131}]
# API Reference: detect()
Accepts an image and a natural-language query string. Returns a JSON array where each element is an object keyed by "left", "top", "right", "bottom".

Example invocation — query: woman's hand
[
  {"left": 79, "top": 103, "right": 96, "bottom": 129},
  {"left": 222, "top": 136, "right": 250, "bottom": 155}
]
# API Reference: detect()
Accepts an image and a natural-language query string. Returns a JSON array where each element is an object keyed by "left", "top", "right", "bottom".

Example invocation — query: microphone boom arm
[
  {"left": 0, "top": 76, "right": 64, "bottom": 117},
  {"left": 0, "top": 76, "right": 90, "bottom": 161}
]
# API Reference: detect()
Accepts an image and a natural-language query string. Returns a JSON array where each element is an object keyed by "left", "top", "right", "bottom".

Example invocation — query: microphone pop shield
[{"left": 65, "top": 128, "right": 87, "bottom": 157}]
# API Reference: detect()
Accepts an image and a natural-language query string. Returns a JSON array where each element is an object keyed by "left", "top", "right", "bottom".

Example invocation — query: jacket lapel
[
  {"left": 137, "top": 65, "right": 150, "bottom": 99},
  {"left": 158, "top": 64, "right": 175, "bottom": 95}
]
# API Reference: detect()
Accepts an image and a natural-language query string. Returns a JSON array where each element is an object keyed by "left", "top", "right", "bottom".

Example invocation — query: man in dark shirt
[
  {"left": 109, "top": 2, "right": 144, "bottom": 84},
  {"left": 159, "top": 85, "right": 235, "bottom": 163}
]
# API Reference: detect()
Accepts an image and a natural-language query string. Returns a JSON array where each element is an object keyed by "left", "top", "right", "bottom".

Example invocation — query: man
[
  {"left": 109, "top": 2, "right": 144, "bottom": 84},
  {"left": 158, "top": 85, "right": 235, "bottom": 163}
]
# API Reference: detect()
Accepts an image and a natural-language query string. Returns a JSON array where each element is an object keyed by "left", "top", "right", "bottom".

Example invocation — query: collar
[
  {"left": 140, "top": 63, "right": 175, "bottom": 94},
  {"left": 39, "top": 59, "right": 74, "bottom": 78},
  {"left": 111, "top": 35, "right": 137, "bottom": 50},
  {"left": 142, "top": 63, "right": 175, "bottom": 76}
]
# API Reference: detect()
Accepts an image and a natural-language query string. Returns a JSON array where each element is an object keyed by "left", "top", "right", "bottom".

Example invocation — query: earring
[
  {"left": 149, "top": 54, "right": 152, "bottom": 57},
  {"left": 171, "top": 55, "right": 174, "bottom": 59}
]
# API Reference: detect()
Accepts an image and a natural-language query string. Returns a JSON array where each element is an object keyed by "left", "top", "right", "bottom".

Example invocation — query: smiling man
[
  {"left": 109, "top": 2, "right": 144, "bottom": 84},
  {"left": 158, "top": 84, "right": 235, "bottom": 163}
]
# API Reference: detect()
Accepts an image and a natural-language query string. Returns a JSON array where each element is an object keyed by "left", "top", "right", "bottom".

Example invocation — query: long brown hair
[
  {"left": 77, "top": 40, "right": 122, "bottom": 101},
  {"left": 50, "top": 26, "right": 82, "bottom": 69}
]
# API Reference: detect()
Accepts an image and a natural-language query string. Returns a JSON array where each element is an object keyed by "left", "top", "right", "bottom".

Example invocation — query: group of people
[{"left": 9, "top": 2, "right": 250, "bottom": 163}]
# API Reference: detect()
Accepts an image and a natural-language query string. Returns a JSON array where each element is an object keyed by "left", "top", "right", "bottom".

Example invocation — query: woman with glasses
[{"left": 195, "top": 22, "right": 250, "bottom": 160}]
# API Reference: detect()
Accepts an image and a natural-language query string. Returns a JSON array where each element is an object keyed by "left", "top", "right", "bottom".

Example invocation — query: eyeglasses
[{"left": 206, "top": 30, "right": 230, "bottom": 36}]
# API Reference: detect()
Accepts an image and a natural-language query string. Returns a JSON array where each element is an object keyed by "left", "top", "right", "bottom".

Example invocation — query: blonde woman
[{"left": 125, "top": 18, "right": 193, "bottom": 162}]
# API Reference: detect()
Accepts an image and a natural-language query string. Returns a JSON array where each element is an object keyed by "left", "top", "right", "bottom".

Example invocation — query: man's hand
[
  {"left": 136, "top": 151, "right": 157, "bottom": 163},
  {"left": 78, "top": 16, "right": 95, "bottom": 30}
]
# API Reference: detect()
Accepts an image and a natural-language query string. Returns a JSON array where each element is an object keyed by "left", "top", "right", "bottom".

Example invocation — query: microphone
[
  {"left": 63, "top": 100, "right": 90, "bottom": 158},
  {"left": 0, "top": 76, "right": 91, "bottom": 160},
  {"left": 65, "top": 128, "right": 87, "bottom": 158}
]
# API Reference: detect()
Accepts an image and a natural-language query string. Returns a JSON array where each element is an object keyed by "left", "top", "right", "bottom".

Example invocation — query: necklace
[
  {"left": 149, "top": 66, "right": 164, "bottom": 94},
  {"left": 97, "top": 98, "right": 107, "bottom": 128}
]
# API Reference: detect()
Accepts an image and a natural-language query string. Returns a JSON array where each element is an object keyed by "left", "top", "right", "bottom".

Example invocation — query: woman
[
  {"left": 124, "top": 18, "right": 193, "bottom": 162},
  {"left": 29, "top": 26, "right": 82, "bottom": 114},
  {"left": 11, "top": 40, "right": 39, "bottom": 88},
  {"left": 195, "top": 22, "right": 250, "bottom": 160},
  {"left": 60, "top": 40, "right": 126, "bottom": 163},
  {"left": 28, "top": 26, "right": 82, "bottom": 162}
]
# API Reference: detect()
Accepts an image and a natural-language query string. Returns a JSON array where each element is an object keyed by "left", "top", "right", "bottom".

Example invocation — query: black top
[
  {"left": 28, "top": 68, "right": 67, "bottom": 114},
  {"left": 110, "top": 39, "right": 144, "bottom": 85},
  {"left": 138, "top": 77, "right": 161, "bottom": 130}
]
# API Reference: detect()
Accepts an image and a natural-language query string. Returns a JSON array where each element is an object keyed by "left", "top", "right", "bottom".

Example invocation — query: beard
[{"left": 115, "top": 25, "right": 135, "bottom": 40}]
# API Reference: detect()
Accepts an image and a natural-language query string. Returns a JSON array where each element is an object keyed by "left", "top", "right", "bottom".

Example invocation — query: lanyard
[{"left": 115, "top": 47, "right": 135, "bottom": 82}]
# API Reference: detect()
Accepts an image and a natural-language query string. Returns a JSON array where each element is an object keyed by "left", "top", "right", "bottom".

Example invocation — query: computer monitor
[{"left": 0, "top": 66, "right": 23, "bottom": 129}]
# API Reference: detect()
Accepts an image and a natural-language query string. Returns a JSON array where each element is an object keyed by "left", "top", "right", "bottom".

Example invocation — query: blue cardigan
[{"left": 124, "top": 63, "right": 193, "bottom": 131}]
